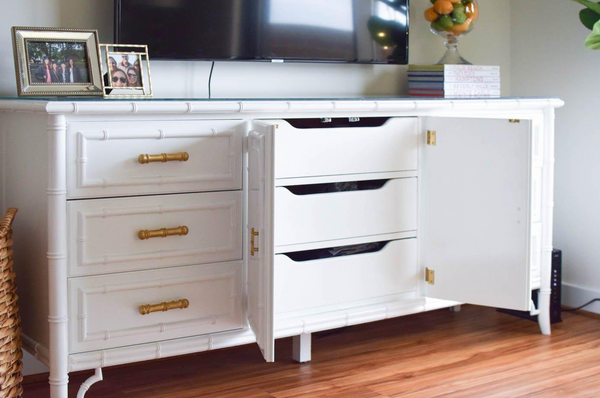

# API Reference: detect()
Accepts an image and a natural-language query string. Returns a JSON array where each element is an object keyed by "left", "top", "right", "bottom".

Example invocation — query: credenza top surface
[{"left": 0, "top": 96, "right": 564, "bottom": 115}]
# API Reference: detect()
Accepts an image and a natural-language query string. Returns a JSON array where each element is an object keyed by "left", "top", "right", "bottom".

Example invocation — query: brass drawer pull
[
  {"left": 138, "top": 226, "right": 189, "bottom": 240},
  {"left": 251, "top": 228, "right": 259, "bottom": 256},
  {"left": 139, "top": 299, "right": 190, "bottom": 316},
  {"left": 138, "top": 152, "right": 189, "bottom": 164}
]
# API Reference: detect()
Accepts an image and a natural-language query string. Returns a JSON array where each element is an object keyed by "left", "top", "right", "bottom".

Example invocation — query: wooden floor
[{"left": 23, "top": 306, "right": 600, "bottom": 397}]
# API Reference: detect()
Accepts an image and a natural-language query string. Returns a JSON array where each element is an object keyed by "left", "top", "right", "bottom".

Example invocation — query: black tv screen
[{"left": 115, "top": 0, "right": 409, "bottom": 64}]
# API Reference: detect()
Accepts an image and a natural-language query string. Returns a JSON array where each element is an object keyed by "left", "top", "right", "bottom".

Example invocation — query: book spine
[
  {"left": 408, "top": 65, "right": 500, "bottom": 72},
  {"left": 408, "top": 76, "right": 501, "bottom": 83},
  {"left": 409, "top": 83, "right": 501, "bottom": 90},
  {"left": 408, "top": 71, "right": 501, "bottom": 77},
  {"left": 409, "top": 89, "right": 501, "bottom": 97}
]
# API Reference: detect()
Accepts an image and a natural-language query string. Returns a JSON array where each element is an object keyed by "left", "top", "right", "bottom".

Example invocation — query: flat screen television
[{"left": 115, "top": 0, "right": 409, "bottom": 64}]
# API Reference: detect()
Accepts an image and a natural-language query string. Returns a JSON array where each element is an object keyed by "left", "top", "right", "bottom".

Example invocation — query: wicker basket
[{"left": 0, "top": 209, "right": 23, "bottom": 398}]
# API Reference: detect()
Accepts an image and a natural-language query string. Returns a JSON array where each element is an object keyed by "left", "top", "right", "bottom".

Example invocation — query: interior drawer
[
  {"left": 68, "top": 261, "right": 243, "bottom": 353},
  {"left": 275, "top": 178, "right": 417, "bottom": 247},
  {"left": 273, "top": 117, "right": 418, "bottom": 179},
  {"left": 67, "top": 192, "right": 242, "bottom": 277},
  {"left": 67, "top": 120, "right": 243, "bottom": 198},
  {"left": 274, "top": 239, "right": 418, "bottom": 315}
]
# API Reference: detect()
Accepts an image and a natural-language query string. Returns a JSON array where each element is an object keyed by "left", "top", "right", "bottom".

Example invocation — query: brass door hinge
[
  {"left": 250, "top": 228, "right": 259, "bottom": 256},
  {"left": 509, "top": 119, "right": 521, "bottom": 124},
  {"left": 425, "top": 268, "right": 435, "bottom": 285},
  {"left": 427, "top": 130, "right": 437, "bottom": 146}
]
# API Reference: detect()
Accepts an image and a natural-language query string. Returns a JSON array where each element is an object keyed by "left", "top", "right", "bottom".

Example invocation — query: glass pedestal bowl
[{"left": 424, "top": 0, "right": 479, "bottom": 64}]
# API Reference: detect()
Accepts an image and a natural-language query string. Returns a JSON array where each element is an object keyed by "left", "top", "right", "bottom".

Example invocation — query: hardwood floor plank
[{"left": 22, "top": 306, "right": 600, "bottom": 398}]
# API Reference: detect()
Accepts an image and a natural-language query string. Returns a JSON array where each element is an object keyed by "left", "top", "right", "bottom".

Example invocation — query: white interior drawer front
[
  {"left": 67, "top": 192, "right": 242, "bottom": 277},
  {"left": 69, "top": 261, "right": 243, "bottom": 353},
  {"left": 274, "top": 117, "right": 418, "bottom": 179},
  {"left": 67, "top": 120, "right": 243, "bottom": 198},
  {"left": 275, "top": 178, "right": 417, "bottom": 247},
  {"left": 274, "top": 239, "right": 417, "bottom": 315}
]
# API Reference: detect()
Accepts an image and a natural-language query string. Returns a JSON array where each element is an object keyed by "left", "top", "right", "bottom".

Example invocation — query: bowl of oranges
[{"left": 424, "top": 0, "right": 479, "bottom": 64}]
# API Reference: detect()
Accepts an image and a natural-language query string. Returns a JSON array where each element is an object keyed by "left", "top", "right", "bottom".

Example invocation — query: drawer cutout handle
[
  {"left": 138, "top": 226, "right": 189, "bottom": 240},
  {"left": 139, "top": 299, "right": 190, "bottom": 316},
  {"left": 285, "top": 179, "right": 390, "bottom": 196},
  {"left": 284, "top": 240, "right": 391, "bottom": 262},
  {"left": 138, "top": 152, "right": 189, "bottom": 164}
]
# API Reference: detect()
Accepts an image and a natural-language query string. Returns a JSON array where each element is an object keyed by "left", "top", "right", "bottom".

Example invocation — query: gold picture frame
[
  {"left": 12, "top": 27, "right": 103, "bottom": 97},
  {"left": 100, "top": 44, "right": 153, "bottom": 99}
]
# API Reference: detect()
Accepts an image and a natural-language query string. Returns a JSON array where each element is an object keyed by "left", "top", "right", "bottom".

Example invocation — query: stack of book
[{"left": 408, "top": 65, "right": 501, "bottom": 98}]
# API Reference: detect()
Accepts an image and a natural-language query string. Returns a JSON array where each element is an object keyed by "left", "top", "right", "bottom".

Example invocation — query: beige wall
[{"left": 511, "top": 0, "right": 600, "bottom": 313}]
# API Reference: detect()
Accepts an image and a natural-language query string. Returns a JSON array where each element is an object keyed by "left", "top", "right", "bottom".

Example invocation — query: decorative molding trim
[{"left": 68, "top": 328, "right": 256, "bottom": 372}]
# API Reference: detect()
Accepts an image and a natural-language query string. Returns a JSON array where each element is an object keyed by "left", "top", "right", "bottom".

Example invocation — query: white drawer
[
  {"left": 67, "top": 192, "right": 242, "bottom": 277},
  {"left": 275, "top": 178, "right": 417, "bottom": 247},
  {"left": 274, "top": 239, "right": 418, "bottom": 314},
  {"left": 273, "top": 117, "right": 418, "bottom": 179},
  {"left": 68, "top": 261, "right": 243, "bottom": 353},
  {"left": 67, "top": 120, "right": 243, "bottom": 198}
]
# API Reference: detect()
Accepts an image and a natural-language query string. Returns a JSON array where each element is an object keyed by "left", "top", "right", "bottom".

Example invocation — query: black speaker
[{"left": 497, "top": 249, "right": 562, "bottom": 324}]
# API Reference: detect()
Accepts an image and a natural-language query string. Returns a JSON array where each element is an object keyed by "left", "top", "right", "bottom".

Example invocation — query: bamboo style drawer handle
[
  {"left": 138, "top": 226, "right": 189, "bottom": 240},
  {"left": 138, "top": 152, "right": 190, "bottom": 164},
  {"left": 139, "top": 299, "right": 190, "bottom": 315},
  {"left": 250, "top": 228, "right": 259, "bottom": 256}
]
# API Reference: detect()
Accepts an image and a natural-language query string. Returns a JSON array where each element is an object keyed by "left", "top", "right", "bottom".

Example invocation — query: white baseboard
[{"left": 562, "top": 282, "right": 600, "bottom": 315}]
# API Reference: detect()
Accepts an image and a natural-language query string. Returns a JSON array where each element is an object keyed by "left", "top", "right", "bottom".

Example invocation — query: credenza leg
[
  {"left": 77, "top": 368, "right": 104, "bottom": 398},
  {"left": 293, "top": 333, "right": 312, "bottom": 363},
  {"left": 538, "top": 291, "right": 551, "bottom": 336}
]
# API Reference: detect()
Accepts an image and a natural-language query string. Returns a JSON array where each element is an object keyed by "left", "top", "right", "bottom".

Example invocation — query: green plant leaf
[
  {"left": 581, "top": 8, "right": 600, "bottom": 30},
  {"left": 570, "top": 0, "right": 600, "bottom": 15},
  {"left": 585, "top": 19, "right": 600, "bottom": 49}
]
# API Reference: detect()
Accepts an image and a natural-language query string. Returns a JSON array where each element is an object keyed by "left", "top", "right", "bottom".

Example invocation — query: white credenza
[{"left": 0, "top": 97, "right": 563, "bottom": 397}]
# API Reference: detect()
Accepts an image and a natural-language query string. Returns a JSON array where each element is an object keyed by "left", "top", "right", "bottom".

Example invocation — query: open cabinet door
[
  {"left": 421, "top": 117, "right": 532, "bottom": 311},
  {"left": 247, "top": 122, "right": 275, "bottom": 362}
]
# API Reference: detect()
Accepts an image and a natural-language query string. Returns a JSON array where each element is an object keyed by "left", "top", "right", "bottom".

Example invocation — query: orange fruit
[
  {"left": 424, "top": 7, "right": 439, "bottom": 22},
  {"left": 433, "top": 0, "right": 454, "bottom": 15},
  {"left": 466, "top": 2, "right": 479, "bottom": 22},
  {"left": 448, "top": 0, "right": 461, "bottom": 3},
  {"left": 451, "top": 19, "right": 472, "bottom": 35}
]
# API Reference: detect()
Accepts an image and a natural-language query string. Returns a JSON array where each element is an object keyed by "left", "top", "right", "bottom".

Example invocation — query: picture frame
[
  {"left": 100, "top": 44, "right": 153, "bottom": 99},
  {"left": 11, "top": 27, "right": 103, "bottom": 97}
]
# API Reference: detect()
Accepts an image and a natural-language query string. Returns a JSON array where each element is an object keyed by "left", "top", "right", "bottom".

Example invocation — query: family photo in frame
[
  {"left": 12, "top": 27, "right": 104, "bottom": 96},
  {"left": 101, "top": 44, "right": 152, "bottom": 98}
]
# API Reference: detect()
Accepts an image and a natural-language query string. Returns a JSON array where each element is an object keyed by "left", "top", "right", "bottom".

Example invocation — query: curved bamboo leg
[{"left": 77, "top": 368, "right": 103, "bottom": 398}]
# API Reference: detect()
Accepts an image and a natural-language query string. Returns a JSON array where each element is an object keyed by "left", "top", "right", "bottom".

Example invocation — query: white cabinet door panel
[
  {"left": 421, "top": 117, "right": 533, "bottom": 311},
  {"left": 247, "top": 122, "right": 276, "bottom": 362}
]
